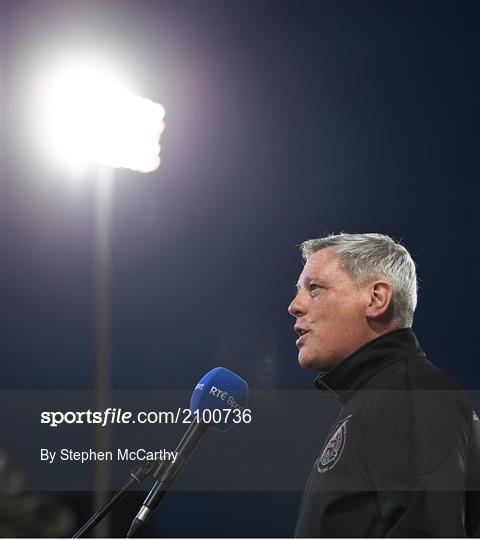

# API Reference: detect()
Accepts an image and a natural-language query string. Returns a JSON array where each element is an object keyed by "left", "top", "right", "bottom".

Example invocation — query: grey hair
[{"left": 300, "top": 233, "right": 418, "bottom": 328}]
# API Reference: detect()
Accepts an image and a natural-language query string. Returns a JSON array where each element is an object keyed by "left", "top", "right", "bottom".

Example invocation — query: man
[{"left": 288, "top": 233, "right": 480, "bottom": 537}]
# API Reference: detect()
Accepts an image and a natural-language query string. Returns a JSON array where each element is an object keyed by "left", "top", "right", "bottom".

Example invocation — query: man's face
[{"left": 288, "top": 247, "right": 370, "bottom": 371}]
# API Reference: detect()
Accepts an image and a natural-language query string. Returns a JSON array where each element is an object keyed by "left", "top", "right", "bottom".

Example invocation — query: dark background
[{"left": 1, "top": 0, "right": 479, "bottom": 537}]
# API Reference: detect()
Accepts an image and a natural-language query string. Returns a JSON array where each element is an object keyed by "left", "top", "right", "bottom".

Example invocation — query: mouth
[{"left": 295, "top": 327, "right": 310, "bottom": 347}]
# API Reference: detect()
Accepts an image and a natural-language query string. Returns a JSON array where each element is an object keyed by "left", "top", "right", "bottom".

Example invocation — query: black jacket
[{"left": 294, "top": 328, "right": 480, "bottom": 537}]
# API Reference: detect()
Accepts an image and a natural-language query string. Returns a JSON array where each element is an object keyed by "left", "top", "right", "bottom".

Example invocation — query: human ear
[{"left": 365, "top": 281, "right": 393, "bottom": 320}]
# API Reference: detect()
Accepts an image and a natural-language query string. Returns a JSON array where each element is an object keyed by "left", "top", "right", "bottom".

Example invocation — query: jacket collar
[{"left": 314, "top": 328, "right": 426, "bottom": 402}]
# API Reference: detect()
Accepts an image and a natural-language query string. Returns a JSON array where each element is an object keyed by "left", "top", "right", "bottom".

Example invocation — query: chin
[
  {"left": 298, "top": 349, "right": 334, "bottom": 371},
  {"left": 298, "top": 351, "right": 319, "bottom": 370}
]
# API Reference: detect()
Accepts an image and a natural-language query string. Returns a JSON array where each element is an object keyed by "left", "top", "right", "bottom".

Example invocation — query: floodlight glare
[{"left": 35, "top": 56, "right": 165, "bottom": 173}]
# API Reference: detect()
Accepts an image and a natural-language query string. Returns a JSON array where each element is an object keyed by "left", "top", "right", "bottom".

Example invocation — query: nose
[{"left": 288, "top": 293, "right": 306, "bottom": 318}]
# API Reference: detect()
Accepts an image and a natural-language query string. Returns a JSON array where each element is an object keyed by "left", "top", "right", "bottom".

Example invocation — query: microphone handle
[
  {"left": 73, "top": 460, "right": 157, "bottom": 538},
  {"left": 127, "top": 421, "right": 210, "bottom": 537},
  {"left": 154, "top": 420, "right": 210, "bottom": 481}
]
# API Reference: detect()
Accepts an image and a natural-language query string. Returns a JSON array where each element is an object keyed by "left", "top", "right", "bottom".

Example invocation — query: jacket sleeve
[{"left": 363, "top": 387, "right": 474, "bottom": 537}]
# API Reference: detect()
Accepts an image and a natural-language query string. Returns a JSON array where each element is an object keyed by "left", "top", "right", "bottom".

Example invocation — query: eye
[{"left": 309, "top": 283, "right": 321, "bottom": 295}]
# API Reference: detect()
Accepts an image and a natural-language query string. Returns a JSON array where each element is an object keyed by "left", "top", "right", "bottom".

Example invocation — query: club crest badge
[{"left": 317, "top": 417, "right": 350, "bottom": 473}]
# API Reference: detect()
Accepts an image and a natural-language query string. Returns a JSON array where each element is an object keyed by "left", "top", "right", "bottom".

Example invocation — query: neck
[{"left": 366, "top": 317, "right": 400, "bottom": 337}]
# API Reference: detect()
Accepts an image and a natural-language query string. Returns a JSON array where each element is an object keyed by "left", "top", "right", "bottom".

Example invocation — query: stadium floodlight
[
  {"left": 33, "top": 54, "right": 166, "bottom": 535},
  {"left": 35, "top": 55, "right": 165, "bottom": 173}
]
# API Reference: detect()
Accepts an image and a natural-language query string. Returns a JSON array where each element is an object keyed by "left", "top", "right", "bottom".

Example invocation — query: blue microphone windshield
[{"left": 189, "top": 367, "right": 249, "bottom": 431}]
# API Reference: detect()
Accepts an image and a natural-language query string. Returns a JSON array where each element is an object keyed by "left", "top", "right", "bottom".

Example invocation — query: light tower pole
[{"left": 35, "top": 54, "right": 165, "bottom": 536}]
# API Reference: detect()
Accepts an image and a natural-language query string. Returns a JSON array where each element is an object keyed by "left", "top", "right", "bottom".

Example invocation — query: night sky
[{"left": 1, "top": 0, "right": 479, "bottom": 537}]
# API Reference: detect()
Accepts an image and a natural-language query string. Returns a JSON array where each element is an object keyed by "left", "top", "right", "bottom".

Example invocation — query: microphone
[{"left": 126, "top": 367, "right": 249, "bottom": 537}]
